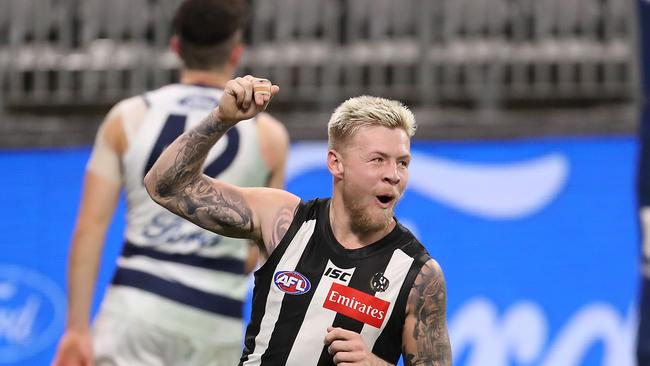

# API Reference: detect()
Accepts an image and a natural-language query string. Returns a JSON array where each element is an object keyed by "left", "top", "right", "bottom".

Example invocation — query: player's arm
[
  {"left": 144, "top": 76, "right": 299, "bottom": 256},
  {"left": 257, "top": 112, "right": 290, "bottom": 190},
  {"left": 248, "top": 111, "right": 290, "bottom": 263},
  {"left": 52, "top": 103, "right": 129, "bottom": 366},
  {"left": 401, "top": 259, "right": 452, "bottom": 366}
]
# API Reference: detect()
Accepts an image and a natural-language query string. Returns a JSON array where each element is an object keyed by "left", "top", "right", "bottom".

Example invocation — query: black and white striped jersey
[{"left": 241, "top": 198, "right": 432, "bottom": 365}]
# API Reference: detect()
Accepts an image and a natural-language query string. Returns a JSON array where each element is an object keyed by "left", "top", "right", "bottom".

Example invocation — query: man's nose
[{"left": 383, "top": 162, "right": 401, "bottom": 185}]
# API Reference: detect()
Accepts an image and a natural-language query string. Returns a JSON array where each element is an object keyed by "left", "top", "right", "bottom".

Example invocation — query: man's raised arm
[{"left": 144, "top": 76, "right": 299, "bottom": 250}]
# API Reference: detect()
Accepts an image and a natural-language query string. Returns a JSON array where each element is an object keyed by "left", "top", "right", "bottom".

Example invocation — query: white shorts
[{"left": 92, "top": 311, "right": 242, "bottom": 366}]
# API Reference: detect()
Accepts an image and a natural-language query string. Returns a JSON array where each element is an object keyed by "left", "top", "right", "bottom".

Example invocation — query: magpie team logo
[
  {"left": 273, "top": 271, "right": 311, "bottom": 295},
  {"left": 370, "top": 272, "right": 389, "bottom": 292}
]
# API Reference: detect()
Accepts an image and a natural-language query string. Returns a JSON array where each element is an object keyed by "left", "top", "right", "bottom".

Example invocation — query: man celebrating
[{"left": 145, "top": 76, "right": 451, "bottom": 365}]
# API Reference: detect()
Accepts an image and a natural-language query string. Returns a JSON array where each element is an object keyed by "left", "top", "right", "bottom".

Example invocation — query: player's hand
[
  {"left": 324, "top": 327, "right": 394, "bottom": 366},
  {"left": 51, "top": 329, "right": 94, "bottom": 366},
  {"left": 216, "top": 75, "right": 279, "bottom": 125}
]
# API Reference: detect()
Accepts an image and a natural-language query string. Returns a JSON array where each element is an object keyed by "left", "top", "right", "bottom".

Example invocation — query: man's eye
[{"left": 399, "top": 161, "right": 410, "bottom": 168}]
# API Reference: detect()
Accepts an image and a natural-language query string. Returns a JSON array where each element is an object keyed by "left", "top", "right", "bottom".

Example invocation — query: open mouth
[{"left": 376, "top": 194, "right": 395, "bottom": 206}]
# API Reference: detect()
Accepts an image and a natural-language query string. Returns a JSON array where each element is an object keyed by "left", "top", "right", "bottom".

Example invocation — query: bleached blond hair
[{"left": 327, "top": 95, "right": 416, "bottom": 149}]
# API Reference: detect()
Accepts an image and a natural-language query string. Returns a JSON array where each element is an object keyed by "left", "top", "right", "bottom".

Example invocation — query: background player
[{"left": 52, "top": 1, "right": 289, "bottom": 365}]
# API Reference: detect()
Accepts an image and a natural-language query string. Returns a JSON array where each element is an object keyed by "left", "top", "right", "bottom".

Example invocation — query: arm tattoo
[
  {"left": 180, "top": 179, "right": 253, "bottom": 234},
  {"left": 269, "top": 206, "right": 295, "bottom": 249},
  {"left": 156, "top": 111, "right": 230, "bottom": 197},
  {"left": 152, "top": 112, "right": 253, "bottom": 236},
  {"left": 404, "top": 261, "right": 451, "bottom": 366}
]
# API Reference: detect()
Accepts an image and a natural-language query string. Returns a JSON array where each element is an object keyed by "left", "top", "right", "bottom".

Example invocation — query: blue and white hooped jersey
[{"left": 101, "top": 84, "right": 269, "bottom": 343}]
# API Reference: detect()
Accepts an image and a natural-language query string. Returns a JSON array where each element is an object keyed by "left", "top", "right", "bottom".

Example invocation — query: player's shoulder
[
  {"left": 420, "top": 257, "right": 444, "bottom": 277},
  {"left": 98, "top": 95, "right": 148, "bottom": 153},
  {"left": 407, "top": 257, "right": 446, "bottom": 306},
  {"left": 101, "top": 95, "right": 147, "bottom": 132},
  {"left": 257, "top": 112, "right": 288, "bottom": 138},
  {"left": 107, "top": 95, "right": 148, "bottom": 121}
]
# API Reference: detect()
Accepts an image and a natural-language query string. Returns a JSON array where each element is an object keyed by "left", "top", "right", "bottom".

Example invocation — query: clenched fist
[{"left": 216, "top": 75, "right": 280, "bottom": 125}]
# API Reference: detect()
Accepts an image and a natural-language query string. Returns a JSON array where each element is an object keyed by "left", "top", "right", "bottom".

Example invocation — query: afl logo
[{"left": 274, "top": 271, "right": 311, "bottom": 295}]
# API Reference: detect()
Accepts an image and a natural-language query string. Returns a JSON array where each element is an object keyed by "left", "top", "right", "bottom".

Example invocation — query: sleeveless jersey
[
  {"left": 100, "top": 84, "right": 269, "bottom": 343},
  {"left": 241, "top": 198, "right": 431, "bottom": 365}
]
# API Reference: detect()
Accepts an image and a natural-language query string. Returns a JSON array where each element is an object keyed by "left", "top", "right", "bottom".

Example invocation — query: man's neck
[
  {"left": 328, "top": 195, "right": 395, "bottom": 250},
  {"left": 180, "top": 69, "right": 231, "bottom": 89}
]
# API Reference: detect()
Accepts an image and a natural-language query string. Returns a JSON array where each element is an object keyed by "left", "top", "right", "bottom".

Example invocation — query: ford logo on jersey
[{"left": 274, "top": 271, "right": 311, "bottom": 295}]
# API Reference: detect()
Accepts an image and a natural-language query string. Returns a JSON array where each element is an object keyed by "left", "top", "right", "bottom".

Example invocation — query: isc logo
[
  {"left": 273, "top": 271, "right": 311, "bottom": 295},
  {"left": 324, "top": 267, "right": 352, "bottom": 282}
]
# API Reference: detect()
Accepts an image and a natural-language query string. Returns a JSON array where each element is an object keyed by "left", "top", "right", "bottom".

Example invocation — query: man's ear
[
  {"left": 170, "top": 35, "right": 181, "bottom": 56},
  {"left": 327, "top": 149, "right": 344, "bottom": 179},
  {"left": 229, "top": 42, "right": 244, "bottom": 68}
]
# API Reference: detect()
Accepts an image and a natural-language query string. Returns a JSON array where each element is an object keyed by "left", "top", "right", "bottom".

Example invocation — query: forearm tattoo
[
  {"left": 179, "top": 179, "right": 253, "bottom": 234},
  {"left": 153, "top": 112, "right": 252, "bottom": 236},
  {"left": 156, "top": 111, "right": 229, "bottom": 197},
  {"left": 404, "top": 261, "right": 451, "bottom": 366}
]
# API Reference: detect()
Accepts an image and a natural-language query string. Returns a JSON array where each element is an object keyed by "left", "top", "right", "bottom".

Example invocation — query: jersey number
[{"left": 143, "top": 114, "right": 240, "bottom": 181}]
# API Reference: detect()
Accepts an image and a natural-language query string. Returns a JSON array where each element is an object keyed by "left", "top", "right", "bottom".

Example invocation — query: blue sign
[
  {"left": 0, "top": 137, "right": 639, "bottom": 365},
  {"left": 0, "top": 148, "right": 125, "bottom": 366}
]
